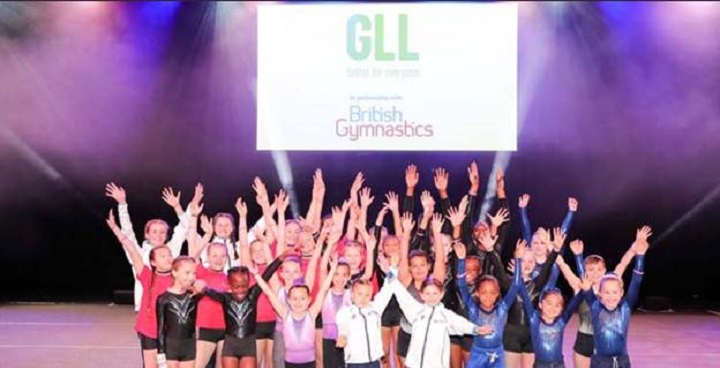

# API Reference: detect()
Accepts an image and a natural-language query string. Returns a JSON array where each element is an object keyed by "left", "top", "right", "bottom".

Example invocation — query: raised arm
[
  {"left": 320, "top": 213, "right": 343, "bottom": 284},
  {"left": 404, "top": 164, "right": 419, "bottom": 214},
  {"left": 163, "top": 185, "right": 196, "bottom": 258},
  {"left": 555, "top": 256, "right": 582, "bottom": 292},
  {"left": 249, "top": 253, "right": 285, "bottom": 300},
  {"left": 613, "top": 247, "right": 637, "bottom": 277},
  {"left": 105, "top": 183, "right": 139, "bottom": 244},
  {"left": 517, "top": 276, "right": 537, "bottom": 324},
  {"left": 187, "top": 210, "right": 204, "bottom": 260},
  {"left": 560, "top": 197, "right": 578, "bottom": 235},
  {"left": 397, "top": 213, "right": 415, "bottom": 287},
  {"left": 345, "top": 173, "right": 365, "bottom": 240},
  {"left": 434, "top": 168, "right": 453, "bottom": 234},
  {"left": 430, "top": 213, "right": 447, "bottom": 283},
  {"left": 385, "top": 192, "right": 403, "bottom": 236},
  {"left": 252, "top": 177, "right": 279, "bottom": 242},
  {"left": 234, "top": 197, "right": 252, "bottom": 266},
  {"left": 534, "top": 228, "right": 564, "bottom": 289},
  {"left": 390, "top": 277, "right": 423, "bottom": 322},
  {"left": 462, "top": 161, "right": 481, "bottom": 245},
  {"left": 569, "top": 239, "right": 586, "bottom": 278},
  {"left": 310, "top": 259, "right": 338, "bottom": 318},
  {"left": 106, "top": 210, "right": 145, "bottom": 275},
  {"left": 518, "top": 194, "right": 533, "bottom": 245},
  {"left": 306, "top": 169, "right": 326, "bottom": 233},
  {"left": 626, "top": 226, "right": 651, "bottom": 308},
  {"left": 275, "top": 190, "right": 289, "bottom": 254},
  {"left": 454, "top": 242, "right": 477, "bottom": 313},
  {"left": 304, "top": 230, "right": 325, "bottom": 292},
  {"left": 358, "top": 187, "right": 374, "bottom": 236},
  {"left": 562, "top": 277, "right": 591, "bottom": 323},
  {"left": 410, "top": 191, "right": 434, "bottom": 252},
  {"left": 478, "top": 233, "right": 512, "bottom": 290},
  {"left": 254, "top": 273, "right": 287, "bottom": 318},
  {"left": 502, "top": 242, "right": 525, "bottom": 307},
  {"left": 371, "top": 271, "right": 397, "bottom": 312},
  {"left": 357, "top": 225, "right": 377, "bottom": 281}
]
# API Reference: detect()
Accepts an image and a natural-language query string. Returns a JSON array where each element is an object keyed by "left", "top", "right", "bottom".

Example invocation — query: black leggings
[
  {"left": 323, "top": 338, "right": 345, "bottom": 368},
  {"left": 285, "top": 362, "right": 316, "bottom": 368}
]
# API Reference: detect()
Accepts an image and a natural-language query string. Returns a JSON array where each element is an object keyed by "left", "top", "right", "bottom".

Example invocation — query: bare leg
[
  {"left": 390, "top": 327, "right": 400, "bottom": 368},
  {"left": 256, "top": 338, "right": 270, "bottom": 368},
  {"left": 240, "top": 356, "right": 257, "bottom": 368},
  {"left": 180, "top": 361, "right": 195, "bottom": 368},
  {"left": 450, "top": 343, "right": 463, "bottom": 368},
  {"left": 166, "top": 361, "right": 180, "bottom": 368},
  {"left": 195, "top": 341, "right": 218, "bottom": 368},
  {"left": 574, "top": 352, "right": 591, "bottom": 368},
  {"left": 315, "top": 329, "right": 323, "bottom": 368},
  {"left": 222, "top": 356, "right": 239, "bottom": 368},
  {"left": 505, "top": 351, "right": 522, "bottom": 368},
  {"left": 461, "top": 350, "right": 470, "bottom": 368},
  {"left": 143, "top": 349, "right": 159, "bottom": 368},
  {"left": 381, "top": 327, "right": 392, "bottom": 368},
  {"left": 215, "top": 340, "right": 225, "bottom": 368},
  {"left": 521, "top": 353, "right": 534, "bottom": 368}
]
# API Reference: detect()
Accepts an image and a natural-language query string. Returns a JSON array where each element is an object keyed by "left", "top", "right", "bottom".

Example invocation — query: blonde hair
[
  {"left": 599, "top": 273, "right": 624, "bottom": 291},
  {"left": 585, "top": 255, "right": 606, "bottom": 267}
]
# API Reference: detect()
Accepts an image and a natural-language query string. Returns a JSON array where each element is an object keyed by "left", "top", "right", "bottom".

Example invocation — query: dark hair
[
  {"left": 585, "top": 255, "right": 606, "bottom": 267},
  {"left": 145, "top": 245, "right": 171, "bottom": 318},
  {"left": 409, "top": 250, "right": 430, "bottom": 263},
  {"left": 227, "top": 266, "right": 250, "bottom": 280},
  {"left": 288, "top": 284, "right": 310, "bottom": 296},
  {"left": 472, "top": 275, "right": 501, "bottom": 305},
  {"left": 420, "top": 277, "right": 443, "bottom": 292},
  {"left": 539, "top": 288, "right": 564, "bottom": 304}
]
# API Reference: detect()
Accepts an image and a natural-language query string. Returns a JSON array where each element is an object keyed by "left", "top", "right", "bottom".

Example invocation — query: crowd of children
[{"left": 105, "top": 163, "right": 652, "bottom": 368}]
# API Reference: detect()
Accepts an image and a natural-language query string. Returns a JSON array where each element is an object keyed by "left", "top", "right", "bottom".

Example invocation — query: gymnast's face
[
  {"left": 531, "top": 234, "right": 547, "bottom": 259},
  {"left": 599, "top": 278, "right": 624, "bottom": 310},
  {"left": 213, "top": 216, "right": 234, "bottom": 238},
  {"left": 145, "top": 222, "right": 169, "bottom": 247},
  {"left": 409, "top": 255, "right": 430, "bottom": 282},
  {"left": 382, "top": 236, "right": 399, "bottom": 257},
  {"left": 172, "top": 260, "right": 197, "bottom": 290},
  {"left": 250, "top": 241, "right": 267, "bottom": 265},
  {"left": 285, "top": 221, "right": 301, "bottom": 245},
  {"left": 521, "top": 252, "right": 536, "bottom": 278},
  {"left": 229, "top": 272, "right": 250, "bottom": 301},
  {"left": 477, "top": 280, "right": 500, "bottom": 310},
  {"left": 465, "top": 258, "right": 481, "bottom": 285},
  {"left": 288, "top": 287, "right": 311, "bottom": 312},
  {"left": 343, "top": 245, "right": 363, "bottom": 273},
  {"left": 207, "top": 243, "right": 228, "bottom": 271},
  {"left": 420, "top": 285, "right": 444, "bottom": 307},
  {"left": 150, "top": 247, "right": 173, "bottom": 272},
  {"left": 539, "top": 293, "right": 564, "bottom": 320},
  {"left": 473, "top": 222, "right": 489, "bottom": 242},
  {"left": 280, "top": 261, "right": 302, "bottom": 288},
  {"left": 299, "top": 231, "right": 315, "bottom": 253},
  {"left": 586, "top": 262, "right": 607, "bottom": 286},
  {"left": 351, "top": 283, "right": 373, "bottom": 308},
  {"left": 332, "top": 264, "right": 351, "bottom": 289}
]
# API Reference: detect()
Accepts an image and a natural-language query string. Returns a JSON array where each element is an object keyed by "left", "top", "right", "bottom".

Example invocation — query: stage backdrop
[{"left": 1, "top": 2, "right": 719, "bottom": 305}]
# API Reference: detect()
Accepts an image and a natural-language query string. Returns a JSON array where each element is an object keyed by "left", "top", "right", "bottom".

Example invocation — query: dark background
[{"left": 1, "top": 2, "right": 719, "bottom": 307}]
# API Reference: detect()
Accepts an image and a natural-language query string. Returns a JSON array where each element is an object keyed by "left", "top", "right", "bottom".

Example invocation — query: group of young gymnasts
[{"left": 105, "top": 162, "right": 651, "bottom": 368}]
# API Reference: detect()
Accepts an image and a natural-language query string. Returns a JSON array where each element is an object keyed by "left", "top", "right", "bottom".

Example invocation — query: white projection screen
[{"left": 257, "top": 2, "right": 517, "bottom": 151}]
